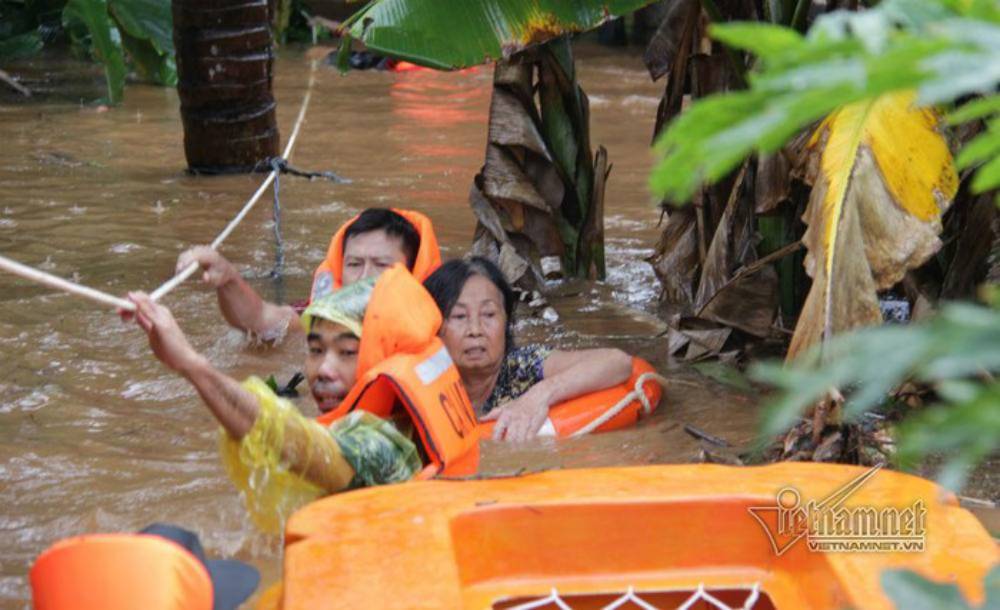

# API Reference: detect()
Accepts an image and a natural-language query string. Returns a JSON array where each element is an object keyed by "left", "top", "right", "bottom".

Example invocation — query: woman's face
[{"left": 441, "top": 274, "right": 507, "bottom": 375}]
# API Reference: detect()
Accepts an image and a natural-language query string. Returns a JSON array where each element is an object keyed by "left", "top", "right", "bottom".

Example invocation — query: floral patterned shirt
[{"left": 482, "top": 344, "right": 552, "bottom": 415}]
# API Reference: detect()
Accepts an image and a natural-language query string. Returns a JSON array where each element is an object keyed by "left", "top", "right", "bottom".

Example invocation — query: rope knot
[
  {"left": 268, "top": 156, "right": 289, "bottom": 174},
  {"left": 256, "top": 156, "right": 348, "bottom": 183}
]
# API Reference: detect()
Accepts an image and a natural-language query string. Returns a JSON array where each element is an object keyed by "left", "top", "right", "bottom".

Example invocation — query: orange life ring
[{"left": 477, "top": 357, "right": 663, "bottom": 439}]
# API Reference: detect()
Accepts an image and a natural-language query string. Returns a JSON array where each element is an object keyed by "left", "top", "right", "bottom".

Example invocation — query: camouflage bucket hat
[{"left": 300, "top": 276, "right": 376, "bottom": 337}]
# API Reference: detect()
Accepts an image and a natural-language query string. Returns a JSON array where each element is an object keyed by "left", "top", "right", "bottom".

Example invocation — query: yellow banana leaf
[{"left": 788, "top": 91, "right": 958, "bottom": 360}]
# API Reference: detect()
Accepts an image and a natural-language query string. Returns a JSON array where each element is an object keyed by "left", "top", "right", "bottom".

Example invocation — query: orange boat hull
[{"left": 265, "top": 463, "right": 997, "bottom": 609}]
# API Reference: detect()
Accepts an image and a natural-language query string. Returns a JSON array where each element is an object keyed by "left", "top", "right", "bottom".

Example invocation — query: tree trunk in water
[
  {"left": 643, "top": 0, "right": 782, "bottom": 362},
  {"left": 172, "top": 0, "right": 279, "bottom": 173},
  {"left": 469, "top": 37, "right": 607, "bottom": 291}
]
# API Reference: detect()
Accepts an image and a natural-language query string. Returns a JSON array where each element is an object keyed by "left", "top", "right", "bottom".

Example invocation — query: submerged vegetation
[
  {"left": 335, "top": 0, "right": 998, "bottom": 496},
  {"left": 647, "top": 4, "right": 1000, "bottom": 602},
  {"left": 650, "top": 0, "right": 998, "bottom": 365},
  {"left": 0, "top": 0, "right": 317, "bottom": 102},
  {"left": 4, "top": 0, "right": 994, "bottom": 512},
  {"left": 650, "top": 0, "right": 999, "bottom": 487},
  {"left": 333, "top": 0, "right": 661, "bottom": 286},
  {"left": 1, "top": 0, "right": 175, "bottom": 102},
  {"left": 1, "top": 0, "right": 997, "bottom": 604}
]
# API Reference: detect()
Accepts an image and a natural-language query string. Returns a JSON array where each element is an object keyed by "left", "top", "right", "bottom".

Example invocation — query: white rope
[
  {"left": 569, "top": 372, "right": 668, "bottom": 438},
  {"left": 0, "top": 253, "right": 135, "bottom": 311},
  {"left": 603, "top": 586, "right": 659, "bottom": 610},
  {"left": 677, "top": 584, "right": 732, "bottom": 610},
  {"left": 505, "top": 583, "right": 765, "bottom": 610},
  {"left": 740, "top": 583, "right": 761, "bottom": 610},
  {"left": 150, "top": 60, "right": 319, "bottom": 302},
  {"left": 0, "top": 61, "right": 320, "bottom": 311}
]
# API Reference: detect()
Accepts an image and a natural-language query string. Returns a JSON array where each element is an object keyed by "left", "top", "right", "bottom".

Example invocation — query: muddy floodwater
[{"left": 0, "top": 46, "right": 992, "bottom": 608}]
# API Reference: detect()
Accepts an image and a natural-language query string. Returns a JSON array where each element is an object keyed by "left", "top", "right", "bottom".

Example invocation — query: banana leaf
[
  {"left": 341, "top": 0, "right": 658, "bottom": 70},
  {"left": 788, "top": 91, "right": 957, "bottom": 360},
  {"left": 109, "top": 0, "right": 172, "bottom": 55},
  {"left": 109, "top": 0, "right": 176, "bottom": 86},
  {"left": 0, "top": 31, "right": 43, "bottom": 61},
  {"left": 63, "top": 0, "right": 127, "bottom": 103}
]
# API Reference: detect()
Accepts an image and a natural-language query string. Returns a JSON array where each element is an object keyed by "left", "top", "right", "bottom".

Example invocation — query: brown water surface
[{"left": 4, "top": 45, "right": 986, "bottom": 610}]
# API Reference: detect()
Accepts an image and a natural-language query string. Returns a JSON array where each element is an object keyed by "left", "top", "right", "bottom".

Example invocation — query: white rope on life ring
[{"left": 568, "top": 371, "right": 668, "bottom": 438}]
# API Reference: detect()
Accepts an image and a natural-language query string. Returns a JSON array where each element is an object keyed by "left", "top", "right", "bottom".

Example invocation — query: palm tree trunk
[{"left": 172, "top": 0, "right": 279, "bottom": 173}]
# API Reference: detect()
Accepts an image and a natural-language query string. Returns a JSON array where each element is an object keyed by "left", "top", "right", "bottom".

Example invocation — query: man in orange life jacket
[
  {"left": 176, "top": 208, "right": 441, "bottom": 341},
  {"left": 123, "top": 266, "right": 477, "bottom": 506}
]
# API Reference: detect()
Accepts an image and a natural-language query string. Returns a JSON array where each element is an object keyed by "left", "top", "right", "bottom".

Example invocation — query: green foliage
[
  {"left": 63, "top": 0, "right": 175, "bottom": 102},
  {"left": 0, "top": 30, "right": 43, "bottom": 59},
  {"left": 0, "top": 0, "right": 61, "bottom": 60},
  {"left": 751, "top": 302, "right": 1000, "bottom": 490},
  {"left": 108, "top": 0, "right": 175, "bottom": 85},
  {"left": 271, "top": 0, "right": 323, "bottom": 44},
  {"left": 649, "top": 0, "right": 1000, "bottom": 204},
  {"left": 338, "top": 0, "right": 658, "bottom": 70},
  {"left": 650, "top": 0, "right": 1000, "bottom": 494},
  {"left": 954, "top": 100, "right": 1000, "bottom": 195},
  {"left": 265, "top": 374, "right": 280, "bottom": 395},
  {"left": 63, "top": 0, "right": 127, "bottom": 102},
  {"left": 108, "top": 0, "right": 170, "bottom": 55},
  {"left": 692, "top": 361, "right": 754, "bottom": 393},
  {"left": 882, "top": 565, "right": 1000, "bottom": 610},
  {"left": 2, "top": 0, "right": 175, "bottom": 103}
]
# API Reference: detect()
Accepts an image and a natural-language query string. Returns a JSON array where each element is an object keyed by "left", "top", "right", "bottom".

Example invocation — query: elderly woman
[{"left": 423, "top": 257, "right": 633, "bottom": 442}]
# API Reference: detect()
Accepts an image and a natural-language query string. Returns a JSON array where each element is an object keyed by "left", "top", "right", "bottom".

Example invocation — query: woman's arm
[
  {"left": 484, "top": 348, "right": 633, "bottom": 442},
  {"left": 128, "top": 292, "right": 352, "bottom": 493},
  {"left": 539, "top": 348, "right": 634, "bottom": 403},
  {"left": 176, "top": 247, "right": 301, "bottom": 341}
]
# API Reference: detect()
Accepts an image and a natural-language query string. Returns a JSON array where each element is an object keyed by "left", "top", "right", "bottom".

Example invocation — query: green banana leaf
[
  {"left": 341, "top": 0, "right": 658, "bottom": 70},
  {"left": 109, "top": 0, "right": 173, "bottom": 55},
  {"left": 63, "top": 0, "right": 176, "bottom": 102},
  {"left": 63, "top": 0, "right": 127, "bottom": 103},
  {"left": 120, "top": 28, "right": 176, "bottom": 86},
  {"left": 0, "top": 31, "right": 44, "bottom": 60},
  {"left": 110, "top": 0, "right": 176, "bottom": 86}
]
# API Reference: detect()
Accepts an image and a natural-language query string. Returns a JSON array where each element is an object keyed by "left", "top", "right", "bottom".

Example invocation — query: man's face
[
  {"left": 304, "top": 319, "right": 360, "bottom": 413},
  {"left": 341, "top": 230, "right": 408, "bottom": 285}
]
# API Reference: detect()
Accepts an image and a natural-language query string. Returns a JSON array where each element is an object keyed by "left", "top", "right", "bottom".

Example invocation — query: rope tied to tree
[
  {"left": 0, "top": 60, "right": 336, "bottom": 311},
  {"left": 257, "top": 155, "right": 349, "bottom": 279},
  {"left": 149, "top": 59, "right": 322, "bottom": 301}
]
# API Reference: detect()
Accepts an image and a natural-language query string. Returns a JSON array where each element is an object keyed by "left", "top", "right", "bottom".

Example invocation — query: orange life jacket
[
  {"left": 317, "top": 266, "right": 479, "bottom": 477},
  {"left": 31, "top": 534, "right": 213, "bottom": 610},
  {"left": 309, "top": 208, "right": 441, "bottom": 301}
]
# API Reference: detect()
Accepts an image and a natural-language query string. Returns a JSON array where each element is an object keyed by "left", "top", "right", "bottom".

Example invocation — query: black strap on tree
[{"left": 255, "top": 157, "right": 349, "bottom": 280}]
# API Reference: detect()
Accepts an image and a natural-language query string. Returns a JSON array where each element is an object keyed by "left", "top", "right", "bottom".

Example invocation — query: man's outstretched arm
[
  {"left": 129, "top": 291, "right": 259, "bottom": 437},
  {"left": 126, "top": 292, "right": 352, "bottom": 492},
  {"left": 176, "top": 247, "right": 301, "bottom": 340}
]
